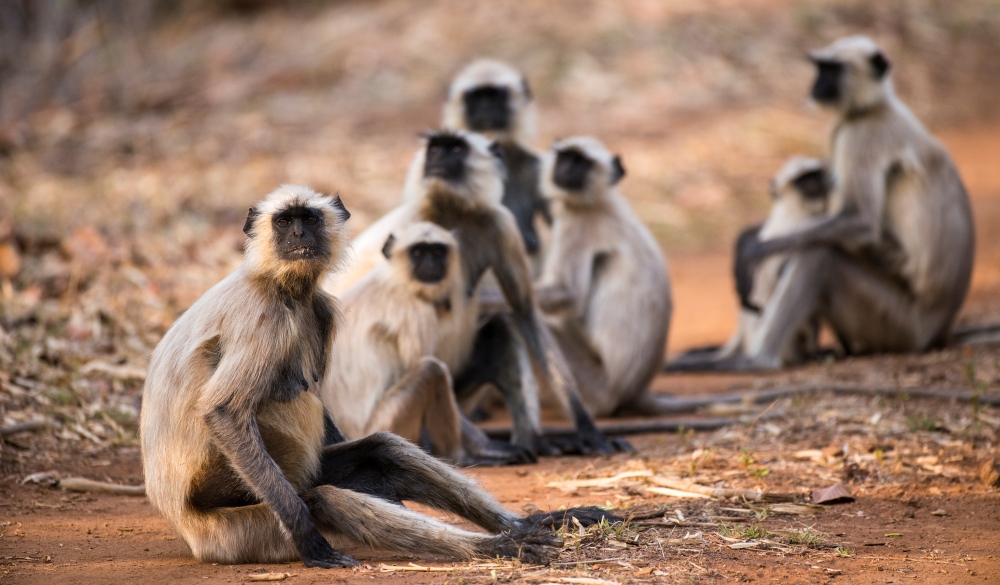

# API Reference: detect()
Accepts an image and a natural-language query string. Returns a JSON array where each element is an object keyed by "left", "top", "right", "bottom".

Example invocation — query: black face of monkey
[
  {"left": 408, "top": 243, "right": 450, "bottom": 284},
  {"left": 810, "top": 59, "right": 844, "bottom": 105},
  {"left": 424, "top": 134, "right": 470, "bottom": 183},
  {"left": 270, "top": 206, "right": 330, "bottom": 261},
  {"left": 553, "top": 149, "right": 594, "bottom": 191},
  {"left": 463, "top": 86, "right": 512, "bottom": 132},
  {"left": 792, "top": 169, "right": 829, "bottom": 202}
]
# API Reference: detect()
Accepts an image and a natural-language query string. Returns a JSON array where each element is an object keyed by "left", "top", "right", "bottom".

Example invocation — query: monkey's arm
[
  {"left": 200, "top": 345, "right": 351, "bottom": 568},
  {"left": 748, "top": 159, "right": 886, "bottom": 261},
  {"left": 733, "top": 224, "right": 763, "bottom": 311}
]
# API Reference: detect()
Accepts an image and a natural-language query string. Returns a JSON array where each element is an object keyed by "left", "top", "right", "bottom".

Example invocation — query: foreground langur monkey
[
  {"left": 141, "top": 185, "right": 608, "bottom": 568},
  {"left": 735, "top": 36, "right": 975, "bottom": 369},
  {"left": 443, "top": 59, "right": 550, "bottom": 265},
  {"left": 326, "top": 130, "right": 619, "bottom": 456},
  {"left": 713, "top": 157, "right": 831, "bottom": 365},
  {"left": 321, "top": 221, "right": 533, "bottom": 466},
  {"left": 534, "top": 137, "right": 674, "bottom": 417}
]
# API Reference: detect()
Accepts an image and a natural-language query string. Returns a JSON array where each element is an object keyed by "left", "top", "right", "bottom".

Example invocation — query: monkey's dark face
[
  {"left": 408, "top": 243, "right": 450, "bottom": 284},
  {"left": 271, "top": 206, "right": 330, "bottom": 262},
  {"left": 553, "top": 149, "right": 594, "bottom": 192},
  {"left": 810, "top": 59, "right": 844, "bottom": 105},
  {"left": 424, "top": 135, "right": 470, "bottom": 183},
  {"left": 791, "top": 169, "right": 829, "bottom": 202},
  {"left": 462, "top": 86, "right": 512, "bottom": 132}
]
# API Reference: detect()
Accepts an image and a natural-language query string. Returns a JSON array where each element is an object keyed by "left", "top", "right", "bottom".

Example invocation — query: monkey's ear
[
  {"left": 521, "top": 77, "right": 533, "bottom": 101},
  {"left": 869, "top": 51, "right": 890, "bottom": 79},
  {"left": 331, "top": 193, "right": 351, "bottom": 221},
  {"left": 610, "top": 155, "right": 626, "bottom": 185},
  {"left": 381, "top": 234, "right": 396, "bottom": 260},
  {"left": 488, "top": 141, "right": 507, "bottom": 166},
  {"left": 243, "top": 207, "right": 260, "bottom": 236}
]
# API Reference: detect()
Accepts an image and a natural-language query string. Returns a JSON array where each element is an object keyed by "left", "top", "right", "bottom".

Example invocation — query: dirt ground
[{"left": 2, "top": 2, "right": 1000, "bottom": 584}]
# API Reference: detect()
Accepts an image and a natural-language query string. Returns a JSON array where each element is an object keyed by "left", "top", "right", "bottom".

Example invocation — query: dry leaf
[{"left": 811, "top": 483, "right": 854, "bottom": 505}]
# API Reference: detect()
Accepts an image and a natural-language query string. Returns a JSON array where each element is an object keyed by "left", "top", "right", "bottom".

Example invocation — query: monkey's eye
[
  {"left": 276, "top": 218, "right": 291, "bottom": 228},
  {"left": 411, "top": 249, "right": 424, "bottom": 258},
  {"left": 305, "top": 215, "right": 319, "bottom": 225},
  {"left": 451, "top": 146, "right": 462, "bottom": 153},
  {"left": 432, "top": 248, "right": 446, "bottom": 258},
  {"left": 428, "top": 146, "right": 442, "bottom": 156}
]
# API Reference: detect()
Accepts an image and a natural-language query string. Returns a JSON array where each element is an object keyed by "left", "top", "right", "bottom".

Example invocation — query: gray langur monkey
[
  {"left": 734, "top": 36, "right": 974, "bottom": 369},
  {"left": 321, "top": 221, "right": 533, "bottom": 466},
  {"left": 443, "top": 59, "right": 550, "bottom": 267},
  {"left": 670, "top": 157, "right": 832, "bottom": 371},
  {"left": 325, "top": 130, "right": 620, "bottom": 456},
  {"left": 534, "top": 137, "right": 674, "bottom": 417},
  {"left": 140, "top": 185, "right": 609, "bottom": 568}
]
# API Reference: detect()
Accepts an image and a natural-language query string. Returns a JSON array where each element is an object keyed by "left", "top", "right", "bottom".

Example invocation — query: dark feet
[
  {"left": 458, "top": 440, "right": 537, "bottom": 467},
  {"left": 298, "top": 532, "right": 360, "bottom": 568},
  {"left": 477, "top": 526, "right": 562, "bottom": 565},
  {"left": 521, "top": 506, "right": 621, "bottom": 531}
]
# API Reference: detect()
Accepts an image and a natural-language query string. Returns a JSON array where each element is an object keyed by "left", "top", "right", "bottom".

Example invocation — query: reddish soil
[{"left": 3, "top": 123, "right": 999, "bottom": 583}]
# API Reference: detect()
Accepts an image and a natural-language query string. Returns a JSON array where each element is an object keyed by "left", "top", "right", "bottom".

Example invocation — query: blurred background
[{"left": 2, "top": 0, "right": 1000, "bottom": 436}]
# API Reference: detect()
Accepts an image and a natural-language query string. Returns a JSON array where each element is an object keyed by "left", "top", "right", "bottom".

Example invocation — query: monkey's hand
[
  {"left": 520, "top": 506, "right": 622, "bottom": 531},
  {"left": 545, "top": 429, "right": 632, "bottom": 456},
  {"left": 298, "top": 531, "right": 360, "bottom": 569},
  {"left": 477, "top": 526, "right": 562, "bottom": 565}
]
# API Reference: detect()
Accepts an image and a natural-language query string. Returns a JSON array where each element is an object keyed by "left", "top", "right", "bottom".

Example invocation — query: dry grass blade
[
  {"left": 58, "top": 478, "right": 145, "bottom": 496},
  {"left": 547, "top": 470, "right": 653, "bottom": 490},
  {"left": 644, "top": 486, "right": 711, "bottom": 499},
  {"left": 246, "top": 572, "right": 291, "bottom": 581},
  {"left": 377, "top": 562, "right": 510, "bottom": 573},
  {"left": 649, "top": 476, "right": 797, "bottom": 502}
]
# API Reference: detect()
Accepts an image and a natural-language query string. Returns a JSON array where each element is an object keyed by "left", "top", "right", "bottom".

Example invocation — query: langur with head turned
[
  {"left": 321, "top": 221, "right": 533, "bottom": 466},
  {"left": 734, "top": 36, "right": 974, "bottom": 369},
  {"left": 669, "top": 157, "right": 832, "bottom": 371},
  {"left": 534, "top": 137, "right": 674, "bottom": 417},
  {"left": 141, "top": 185, "right": 611, "bottom": 569},
  {"left": 325, "top": 130, "right": 621, "bottom": 456},
  {"left": 443, "top": 59, "right": 550, "bottom": 268}
]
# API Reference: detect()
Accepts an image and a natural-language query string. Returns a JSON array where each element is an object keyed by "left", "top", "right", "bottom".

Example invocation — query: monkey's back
[{"left": 833, "top": 102, "right": 974, "bottom": 309}]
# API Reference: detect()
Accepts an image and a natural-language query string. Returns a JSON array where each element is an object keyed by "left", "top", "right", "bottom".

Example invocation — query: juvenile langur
[
  {"left": 326, "top": 130, "right": 619, "bottom": 456},
  {"left": 535, "top": 137, "right": 674, "bottom": 417},
  {"left": 734, "top": 36, "right": 974, "bottom": 369},
  {"left": 321, "top": 222, "right": 532, "bottom": 466},
  {"left": 141, "top": 185, "right": 607, "bottom": 569},
  {"left": 443, "top": 59, "right": 550, "bottom": 265},
  {"left": 712, "top": 157, "right": 831, "bottom": 365}
]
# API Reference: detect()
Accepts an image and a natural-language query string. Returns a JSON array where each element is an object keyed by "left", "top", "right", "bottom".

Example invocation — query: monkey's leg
[
  {"left": 752, "top": 248, "right": 934, "bottom": 364},
  {"left": 454, "top": 313, "right": 552, "bottom": 455},
  {"left": 317, "top": 432, "right": 614, "bottom": 532},
  {"left": 302, "top": 485, "right": 559, "bottom": 564},
  {"left": 363, "top": 357, "right": 463, "bottom": 461},
  {"left": 364, "top": 358, "right": 533, "bottom": 466}
]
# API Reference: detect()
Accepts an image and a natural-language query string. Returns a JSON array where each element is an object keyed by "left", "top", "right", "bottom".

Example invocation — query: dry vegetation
[{"left": 2, "top": 1, "right": 1000, "bottom": 583}]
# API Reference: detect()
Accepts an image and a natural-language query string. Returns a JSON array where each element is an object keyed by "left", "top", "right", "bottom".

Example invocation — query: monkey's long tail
[{"left": 486, "top": 384, "right": 1000, "bottom": 438}]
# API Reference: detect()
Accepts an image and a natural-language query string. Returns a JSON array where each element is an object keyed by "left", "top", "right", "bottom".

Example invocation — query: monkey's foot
[
  {"left": 298, "top": 533, "right": 360, "bottom": 569},
  {"left": 545, "top": 430, "right": 628, "bottom": 456},
  {"left": 521, "top": 506, "right": 621, "bottom": 531},
  {"left": 458, "top": 440, "right": 537, "bottom": 466},
  {"left": 477, "top": 527, "right": 562, "bottom": 565}
]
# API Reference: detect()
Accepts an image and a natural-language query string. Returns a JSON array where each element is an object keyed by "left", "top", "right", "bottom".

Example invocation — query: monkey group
[{"left": 138, "top": 34, "right": 979, "bottom": 568}]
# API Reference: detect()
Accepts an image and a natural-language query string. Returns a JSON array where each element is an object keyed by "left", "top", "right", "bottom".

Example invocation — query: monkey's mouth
[{"left": 287, "top": 246, "right": 318, "bottom": 258}]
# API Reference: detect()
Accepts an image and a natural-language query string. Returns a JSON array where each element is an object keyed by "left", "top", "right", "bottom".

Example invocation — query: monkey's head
[
  {"left": 541, "top": 136, "right": 625, "bottom": 207},
  {"left": 771, "top": 157, "right": 830, "bottom": 216},
  {"left": 809, "top": 36, "right": 892, "bottom": 115},
  {"left": 243, "top": 184, "right": 351, "bottom": 290},
  {"left": 404, "top": 129, "right": 506, "bottom": 209},
  {"left": 442, "top": 59, "right": 536, "bottom": 145},
  {"left": 381, "top": 222, "right": 460, "bottom": 299}
]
